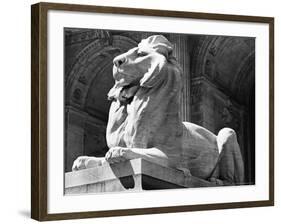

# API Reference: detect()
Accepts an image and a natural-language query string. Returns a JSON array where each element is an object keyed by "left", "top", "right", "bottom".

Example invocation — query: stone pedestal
[{"left": 65, "top": 159, "right": 214, "bottom": 194}]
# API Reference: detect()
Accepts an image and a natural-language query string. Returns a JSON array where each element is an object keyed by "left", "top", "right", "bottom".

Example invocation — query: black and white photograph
[{"left": 64, "top": 28, "right": 255, "bottom": 194}]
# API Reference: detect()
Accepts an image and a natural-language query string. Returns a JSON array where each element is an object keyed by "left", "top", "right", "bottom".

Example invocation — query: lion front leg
[{"left": 105, "top": 146, "right": 171, "bottom": 167}]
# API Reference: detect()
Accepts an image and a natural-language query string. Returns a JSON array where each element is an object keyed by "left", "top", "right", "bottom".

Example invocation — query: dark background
[{"left": 64, "top": 28, "right": 255, "bottom": 184}]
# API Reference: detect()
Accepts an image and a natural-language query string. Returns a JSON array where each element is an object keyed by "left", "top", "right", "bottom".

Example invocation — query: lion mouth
[
  {"left": 119, "top": 83, "right": 140, "bottom": 103},
  {"left": 108, "top": 81, "right": 140, "bottom": 103}
]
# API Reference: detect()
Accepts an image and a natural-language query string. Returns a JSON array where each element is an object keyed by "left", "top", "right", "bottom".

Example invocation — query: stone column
[{"left": 169, "top": 34, "right": 191, "bottom": 122}]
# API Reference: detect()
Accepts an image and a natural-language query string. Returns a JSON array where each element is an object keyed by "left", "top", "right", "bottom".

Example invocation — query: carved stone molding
[
  {"left": 65, "top": 29, "right": 111, "bottom": 46},
  {"left": 190, "top": 35, "right": 255, "bottom": 106}
]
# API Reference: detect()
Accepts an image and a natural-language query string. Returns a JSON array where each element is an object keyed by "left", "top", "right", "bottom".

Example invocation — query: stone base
[{"left": 65, "top": 158, "right": 215, "bottom": 195}]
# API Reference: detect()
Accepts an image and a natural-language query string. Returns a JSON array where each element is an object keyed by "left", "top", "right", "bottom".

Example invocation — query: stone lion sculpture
[{"left": 72, "top": 35, "right": 244, "bottom": 186}]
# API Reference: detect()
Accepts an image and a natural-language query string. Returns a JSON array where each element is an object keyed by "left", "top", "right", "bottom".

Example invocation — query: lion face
[
  {"left": 108, "top": 35, "right": 173, "bottom": 103},
  {"left": 112, "top": 47, "right": 166, "bottom": 86}
]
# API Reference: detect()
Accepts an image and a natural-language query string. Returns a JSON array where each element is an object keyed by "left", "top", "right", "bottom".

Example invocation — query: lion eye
[{"left": 137, "top": 51, "right": 148, "bottom": 57}]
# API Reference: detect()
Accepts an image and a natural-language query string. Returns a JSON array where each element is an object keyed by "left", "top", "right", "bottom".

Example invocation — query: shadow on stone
[
  {"left": 119, "top": 176, "right": 135, "bottom": 189},
  {"left": 110, "top": 162, "right": 135, "bottom": 189}
]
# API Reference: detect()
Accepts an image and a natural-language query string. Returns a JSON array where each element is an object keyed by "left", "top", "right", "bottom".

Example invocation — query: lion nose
[{"left": 113, "top": 56, "right": 126, "bottom": 67}]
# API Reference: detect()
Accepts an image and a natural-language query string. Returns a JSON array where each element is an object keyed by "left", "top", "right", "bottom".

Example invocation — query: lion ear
[{"left": 139, "top": 56, "right": 166, "bottom": 88}]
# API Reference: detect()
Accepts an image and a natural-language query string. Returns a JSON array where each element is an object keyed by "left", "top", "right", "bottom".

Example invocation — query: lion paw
[
  {"left": 72, "top": 156, "right": 104, "bottom": 171},
  {"left": 105, "top": 147, "right": 129, "bottom": 164}
]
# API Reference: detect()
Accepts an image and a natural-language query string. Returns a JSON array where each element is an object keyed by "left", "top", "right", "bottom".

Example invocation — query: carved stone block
[{"left": 65, "top": 159, "right": 214, "bottom": 194}]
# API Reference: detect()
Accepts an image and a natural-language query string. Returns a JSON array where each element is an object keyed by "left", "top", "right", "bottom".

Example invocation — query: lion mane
[{"left": 106, "top": 35, "right": 183, "bottom": 168}]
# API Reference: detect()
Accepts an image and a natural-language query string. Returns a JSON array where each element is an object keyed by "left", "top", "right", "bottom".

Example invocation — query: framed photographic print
[{"left": 31, "top": 2, "right": 274, "bottom": 221}]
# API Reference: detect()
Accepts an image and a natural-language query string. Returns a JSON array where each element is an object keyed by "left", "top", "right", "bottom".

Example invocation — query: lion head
[{"left": 108, "top": 35, "right": 178, "bottom": 104}]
